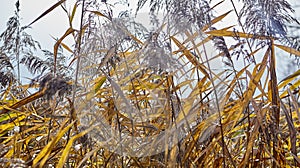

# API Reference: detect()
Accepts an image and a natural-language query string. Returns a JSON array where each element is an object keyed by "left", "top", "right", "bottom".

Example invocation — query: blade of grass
[
  {"left": 202, "top": 10, "right": 233, "bottom": 31},
  {"left": 274, "top": 44, "right": 300, "bottom": 57},
  {"left": 27, "top": 0, "right": 66, "bottom": 27},
  {"left": 32, "top": 120, "right": 74, "bottom": 167},
  {"left": 56, "top": 125, "right": 96, "bottom": 168},
  {"left": 53, "top": 27, "right": 75, "bottom": 75}
]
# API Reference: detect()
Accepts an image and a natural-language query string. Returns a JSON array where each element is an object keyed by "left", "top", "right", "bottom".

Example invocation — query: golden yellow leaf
[
  {"left": 279, "top": 68, "right": 300, "bottom": 89},
  {"left": 202, "top": 10, "right": 232, "bottom": 31},
  {"left": 57, "top": 125, "right": 96, "bottom": 168},
  {"left": 32, "top": 120, "right": 74, "bottom": 167},
  {"left": 54, "top": 28, "right": 75, "bottom": 74},
  {"left": 88, "top": 10, "right": 110, "bottom": 20},
  {"left": 280, "top": 79, "right": 300, "bottom": 98},
  {"left": 0, "top": 117, "right": 26, "bottom": 134},
  {"left": 94, "top": 76, "right": 107, "bottom": 93},
  {"left": 60, "top": 42, "right": 74, "bottom": 54},
  {"left": 275, "top": 44, "right": 300, "bottom": 57},
  {"left": 28, "top": 0, "right": 66, "bottom": 27},
  {"left": 69, "top": 3, "right": 77, "bottom": 25},
  {"left": 0, "top": 112, "right": 24, "bottom": 123},
  {"left": 228, "top": 48, "right": 269, "bottom": 130},
  {"left": 205, "top": 29, "right": 269, "bottom": 39},
  {"left": 171, "top": 36, "right": 209, "bottom": 77}
]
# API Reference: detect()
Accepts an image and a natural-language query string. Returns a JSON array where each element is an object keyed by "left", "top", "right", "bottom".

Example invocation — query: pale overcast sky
[
  {"left": 0, "top": 0, "right": 299, "bottom": 82},
  {"left": 0, "top": 0, "right": 299, "bottom": 49},
  {"left": 0, "top": 0, "right": 237, "bottom": 49},
  {"left": 0, "top": 0, "right": 79, "bottom": 50}
]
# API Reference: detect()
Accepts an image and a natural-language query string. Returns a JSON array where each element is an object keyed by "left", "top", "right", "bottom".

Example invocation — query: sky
[
  {"left": 0, "top": 0, "right": 239, "bottom": 48},
  {"left": 0, "top": 0, "right": 79, "bottom": 50},
  {"left": 0, "top": 0, "right": 299, "bottom": 82},
  {"left": 0, "top": 0, "right": 233, "bottom": 76},
  {"left": 0, "top": 0, "right": 299, "bottom": 50}
]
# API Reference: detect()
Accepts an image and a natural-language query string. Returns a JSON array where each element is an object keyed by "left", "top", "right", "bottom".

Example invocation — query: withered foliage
[{"left": 1, "top": 0, "right": 300, "bottom": 167}]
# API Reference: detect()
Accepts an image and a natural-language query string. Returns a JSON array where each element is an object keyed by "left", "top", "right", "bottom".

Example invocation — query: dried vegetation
[{"left": 0, "top": 0, "right": 300, "bottom": 167}]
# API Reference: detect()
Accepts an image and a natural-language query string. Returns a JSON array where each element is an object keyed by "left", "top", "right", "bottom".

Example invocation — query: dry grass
[{"left": 0, "top": 0, "right": 300, "bottom": 167}]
